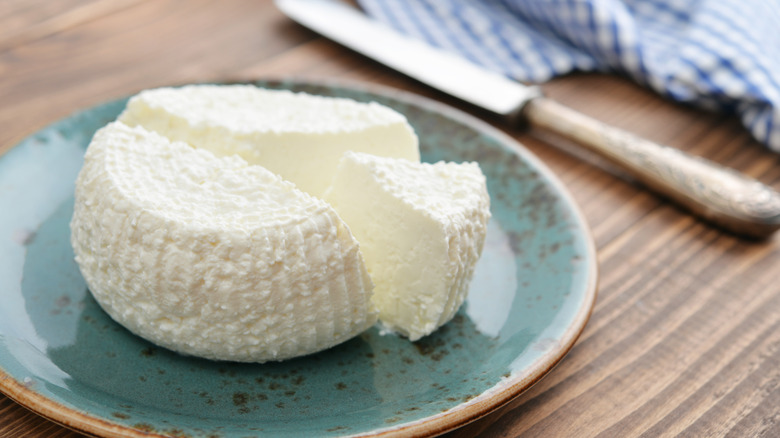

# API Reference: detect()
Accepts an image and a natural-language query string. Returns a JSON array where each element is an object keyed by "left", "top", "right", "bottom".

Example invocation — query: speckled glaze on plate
[{"left": 0, "top": 79, "right": 597, "bottom": 438}]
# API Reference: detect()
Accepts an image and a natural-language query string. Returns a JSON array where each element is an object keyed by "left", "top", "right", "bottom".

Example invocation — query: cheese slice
[
  {"left": 323, "top": 152, "right": 491, "bottom": 341},
  {"left": 118, "top": 85, "right": 420, "bottom": 197},
  {"left": 70, "top": 122, "right": 377, "bottom": 362}
]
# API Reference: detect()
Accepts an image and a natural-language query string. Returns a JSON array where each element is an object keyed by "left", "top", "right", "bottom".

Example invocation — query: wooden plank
[
  {"left": 0, "top": 0, "right": 98, "bottom": 41},
  {"left": 0, "top": 0, "right": 316, "bottom": 154},
  {"left": 0, "top": 0, "right": 140, "bottom": 52},
  {"left": 0, "top": 396, "right": 83, "bottom": 437}
]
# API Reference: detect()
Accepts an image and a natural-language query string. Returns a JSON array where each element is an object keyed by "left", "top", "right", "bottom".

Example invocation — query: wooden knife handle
[{"left": 523, "top": 97, "right": 780, "bottom": 238}]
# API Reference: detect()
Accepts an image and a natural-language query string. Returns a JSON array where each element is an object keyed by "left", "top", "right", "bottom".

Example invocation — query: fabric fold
[{"left": 358, "top": 0, "right": 780, "bottom": 151}]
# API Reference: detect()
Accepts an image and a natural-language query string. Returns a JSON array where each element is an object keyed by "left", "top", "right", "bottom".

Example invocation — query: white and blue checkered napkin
[{"left": 357, "top": 0, "right": 780, "bottom": 151}]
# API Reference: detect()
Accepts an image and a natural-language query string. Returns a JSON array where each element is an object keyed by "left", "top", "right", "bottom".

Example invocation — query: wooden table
[{"left": 2, "top": 1, "right": 779, "bottom": 437}]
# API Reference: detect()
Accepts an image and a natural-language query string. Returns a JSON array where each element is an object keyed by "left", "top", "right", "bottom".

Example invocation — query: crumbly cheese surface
[
  {"left": 118, "top": 85, "right": 420, "bottom": 196},
  {"left": 70, "top": 122, "right": 377, "bottom": 362},
  {"left": 324, "top": 152, "right": 491, "bottom": 341}
]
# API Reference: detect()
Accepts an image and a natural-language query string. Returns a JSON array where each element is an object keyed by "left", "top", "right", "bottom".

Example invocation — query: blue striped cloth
[{"left": 357, "top": 0, "right": 780, "bottom": 151}]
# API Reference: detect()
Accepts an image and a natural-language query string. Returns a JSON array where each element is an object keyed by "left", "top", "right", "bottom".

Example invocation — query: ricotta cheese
[
  {"left": 323, "top": 152, "right": 491, "bottom": 341},
  {"left": 118, "top": 85, "right": 420, "bottom": 197},
  {"left": 70, "top": 122, "right": 377, "bottom": 362}
]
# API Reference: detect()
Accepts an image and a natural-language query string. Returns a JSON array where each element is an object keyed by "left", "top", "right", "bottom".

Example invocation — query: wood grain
[{"left": 2, "top": 1, "right": 780, "bottom": 437}]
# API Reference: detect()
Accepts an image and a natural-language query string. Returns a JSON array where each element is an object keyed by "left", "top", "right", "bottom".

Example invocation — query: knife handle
[{"left": 523, "top": 97, "right": 780, "bottom": 238}]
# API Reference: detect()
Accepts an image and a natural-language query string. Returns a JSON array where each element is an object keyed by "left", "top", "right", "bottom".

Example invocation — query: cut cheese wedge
[
  {"left": 70, "top": 122, "right": 377, "bottom": 362},
  {"left": 118, "top": 85, "right": 420, "bottom": 197},
  {"left": 324, "top": 152, "right": 491, "bottom": 341}
]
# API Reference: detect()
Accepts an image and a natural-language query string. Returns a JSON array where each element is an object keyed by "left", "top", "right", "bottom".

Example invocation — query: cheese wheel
[
  {"left": 324, "top": 152, "right": 491, "bottom": 341},
  {"left": 70, "top": 122, "right": 377, "bottom": 362}
]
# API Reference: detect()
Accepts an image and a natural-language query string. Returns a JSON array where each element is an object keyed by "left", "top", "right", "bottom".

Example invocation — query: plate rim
[{"left": 0, "top": 77, "right": 598, "bottom": 438}]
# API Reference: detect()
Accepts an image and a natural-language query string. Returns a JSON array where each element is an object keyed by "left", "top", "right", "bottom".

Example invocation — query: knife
[{"left": 276, "top": 0, "right": 780, "bottom": 238}]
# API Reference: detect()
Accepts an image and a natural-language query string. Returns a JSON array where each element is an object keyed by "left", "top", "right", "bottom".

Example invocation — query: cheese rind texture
[
  {"left": 70, "top": 122, "right": 377, "bottom": 362},
  {"left": 118, "top": 85, "right": 420, "bottom": 197},
  {"left": 324, "top": 152, "right": 491, "bottom": 341}
]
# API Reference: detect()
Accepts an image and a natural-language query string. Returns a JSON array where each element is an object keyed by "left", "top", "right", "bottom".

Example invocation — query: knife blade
[
  {"left": 275, "top": 0, "right": 780, "bottom": 238},
  {"left": 276, "top": 0, "right": 539, "bottom": 117}
]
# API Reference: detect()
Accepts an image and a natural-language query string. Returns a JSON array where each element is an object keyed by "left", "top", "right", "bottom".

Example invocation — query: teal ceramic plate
[{"left": 0, "top": 80, "right": 597, "bottom": 437}]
